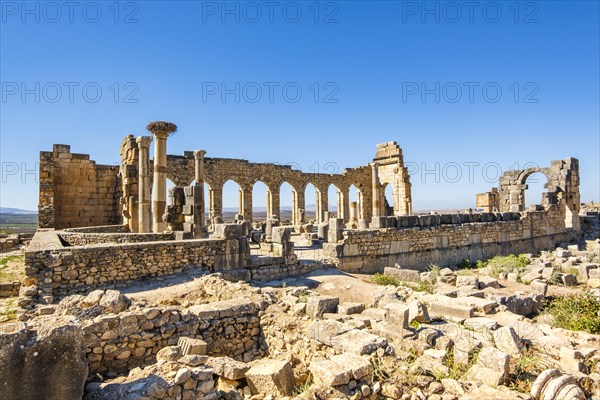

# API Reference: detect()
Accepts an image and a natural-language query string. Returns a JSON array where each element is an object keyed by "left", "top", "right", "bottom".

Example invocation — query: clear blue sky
[{"left": 1, "top": 0, "right": 599, "bottom": 212}]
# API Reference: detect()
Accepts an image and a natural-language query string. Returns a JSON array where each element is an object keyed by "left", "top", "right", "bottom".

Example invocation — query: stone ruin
[{"left": 2, "top": 121, "right": 599, "bottom": 400}]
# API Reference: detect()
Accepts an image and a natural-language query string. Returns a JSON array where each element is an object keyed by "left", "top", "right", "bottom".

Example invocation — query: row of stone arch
[
  {"left": 164, "top": 154, "right": 374, "bottom": 224},
  {"left": 203, "top": 179, "right": 368, "bottom": 224}
]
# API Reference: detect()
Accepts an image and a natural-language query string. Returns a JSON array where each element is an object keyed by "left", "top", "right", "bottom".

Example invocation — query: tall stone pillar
[
  {"left": 371, "top": 163, "right": 380, "bottom": 217},
  {"left": 319, "top": 189, "right": 328, "bottom": 223},
  {"left": 350, "top": 201, "right": 358, "bottom": 222},
  {"left": 147, "top": 121, "right": 177, "bottom": 233},
  {"left": 268, "top": 188, "right": 280, "bottom": 219},
  {"left": 136, "top": 136, "right": 153, "bottom": 233},
  {"left": 241, "top": 186, "right": 253, "bottom": 222},
  {"left": 295, "top": 190, "right": 305, "bottom": 224},
  {"left": 193, "top": 150, "right": 207, "bottom": 238}
]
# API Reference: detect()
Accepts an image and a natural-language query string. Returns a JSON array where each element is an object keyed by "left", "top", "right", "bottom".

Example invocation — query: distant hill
[{"left": 0, "top": 207, "right": 37, "bottom": 215}]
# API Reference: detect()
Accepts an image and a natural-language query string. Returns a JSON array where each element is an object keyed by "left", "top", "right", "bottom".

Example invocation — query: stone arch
[
  {"left": 303, "top": 182, "right": 319, "bottom": 222},
  {"left": 382, "top": 182, "right": 394, "bottom": 216},
  {"left": 278, "top": 180, "right": 297, "bottom": 225},
  {"left": 348, "top": 184, "right": 364, "bottom": 222},
  {"left": 222, "top": 179, "right": 243, "bottom": 222},
  {"left": 492, "top": 158, "right": 580, "bottom": 230},
  {"left": 251, "top": 180, "right": 270, "bottom": 222},
  {"left": 523, "top": 171, "right": 550, "bottom": 208}
]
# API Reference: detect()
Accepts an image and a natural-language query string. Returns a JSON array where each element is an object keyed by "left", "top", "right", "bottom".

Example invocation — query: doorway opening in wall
[
  {"left": 252, "top": 181, "right": 269, "bottom": 222},
  {"left": 280, "top": 181, "right": 294, "bottom": 224},
  {"left": 383, "top": 183, "right": 394, "bottom": 216},
  {"left": 304, "top": 183, "right": 317, "bottom": 222},
  {"left": 222, "top": 179, "right": 241, "bottom": 222},
  {"left": 328, "top": 184, "right": 340, "bottom": 219},
  {"left": 524, "top": 172, "right": 548, "bottom": 209},
  {"left": 349, "top": 184, "right": 362, "bottom": 222}
]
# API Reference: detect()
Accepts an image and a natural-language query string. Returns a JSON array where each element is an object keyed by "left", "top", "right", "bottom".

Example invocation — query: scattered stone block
[
  {"left": 456, "top": 275, "right": 479, "bottom": 289},
  {"left": 307, "top": 320, "right": 351, "bottom": 346},
  {"left": 98, "top": 290, "right": 130, "bottom": 313},
  {"left": 465, "top": 347, "right": 510, "bottom": 387},
  {"left": 454, "top": 296, "right": 497, "bottom": 314},
  {"left": 306, "top": 295, "right": 339, "bottom": 318},
  {"left": 492, "top": 327, "right": 523, "bottom": 356},
  {"left": 330, "top": 353, "right": 373, "bottom": 380},
  {"left": 559, "top": 347, "right": 585, "bottom": 374},
  {"left": 478, "top": 276, "right": 500, "bottom": 289},
  {"left": 384, "top": 302, "right": 409, "bottom": 329},
  {"left": 332, "top": 329, "right": 387, "bottom": 355},
  {"left": 309, "top": 359, "right": 350, "bottom": 387},
  {"left": 178, "top": 337, "right": 207, "bottom": 356},
  {"left": 408, "top": 300, "right": 431, "bottom": 323},
  {"left": 245, "top": 359, "right": 295, "bottom": 396},
  {"left": 464, "top": 317, "right": 498, "bottom": 332},
  {"left": 338, "top": 302, "right": 365, "bottom": 315},
  {"left": 530, "top": 280, "right": 548, "bottom": 296},
  {"left": 428, "top": 297, "right": 475, "bottom": 319},
  {"left": 206, "top": 357, "right": 250, "bottom": 380},
  {"left": 384, "top": 266, "right": 420, "bottom": 282},
  {"left": 560, "top": 274, "right": 577, "bottom": 286}
]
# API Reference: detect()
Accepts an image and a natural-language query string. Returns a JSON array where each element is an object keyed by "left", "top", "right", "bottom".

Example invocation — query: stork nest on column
[{"left": 146, "top": 121, "right": 177, "bottom": 135}]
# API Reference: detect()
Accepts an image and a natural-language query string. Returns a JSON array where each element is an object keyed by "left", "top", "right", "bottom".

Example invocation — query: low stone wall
[
  {"left": 23, "top": 234, "right": 228, "bottom": 304},
  {"left": 0, "top": 282, "right": 21, "bottom": 298},
  {"left": 325, "top": 206, "right": 574, "bottom": 273},
  {"left": 82, "top": 299, "right": 261, "bottom": 374},
  {"left": 250, "top": 262, "right": 320, "bottom": 281},
  {"left": 63, "top": 225, "right": 129, "bottom": 234},
  {"left": 58, "top": 232, "right": 174, "bottom": 246}
]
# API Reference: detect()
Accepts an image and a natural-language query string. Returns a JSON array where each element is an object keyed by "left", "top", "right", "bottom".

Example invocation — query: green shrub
[
  {"left": 428, "top": 264, "right": 441, "bottom": 277},
  {"left": 457, "top": 259, "right": 471, "bottom": 269},
  {"left": 542, "top": 292, "right": 600, "bottom": 334},
  {"left": 481, "top": 254, "right": 530, "bottom": 277},
  {"left": 372, "top": 273, "right": 401, "bottom": 286}
]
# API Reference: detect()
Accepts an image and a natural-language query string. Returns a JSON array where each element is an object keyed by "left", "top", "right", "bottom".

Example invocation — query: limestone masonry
[{"left": 2, "top": 121, "right": 598, "bottom": 400}]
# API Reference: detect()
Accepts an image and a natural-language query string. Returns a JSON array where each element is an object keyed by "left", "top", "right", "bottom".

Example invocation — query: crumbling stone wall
[
  {"left": 38, "top": 144, "right": 121, "bottom": 229},
  {"left": 325, "top": 206, "right": 572, "bottom": 273},
  {"left": 0, "top": 319, "right": 88, "bottom": 400},
  {"left": 82, "top": 299, "right": 261, "bottom": 375},
  {"left": 58, "top": 232, "right": 174, "bottom": 246},
  {"left": 22, "top": 230, "right": 238, "bottom": 305},
  {"left": 477, "top": 158, "right": 580, "bottom": 230}
]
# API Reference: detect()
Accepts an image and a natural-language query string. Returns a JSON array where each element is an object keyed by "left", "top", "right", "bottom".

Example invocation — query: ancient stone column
[
  {"left": 136, "top": 136, "right": 153, "bottom": 233},
  {"left": 193, "top": 150, "right": 207, "bottom": 237},
  {"left": 147, "top": 121, "right": 177, "bottom": 233},
  {"left": 295, "top": 190, "right": 305, "bottom": 224},
  {"left": 371, "top": 163, "right": 380, "bottom": 217},
  {"left": 350, "top": 201, "right": 358, "bottom": 221}
]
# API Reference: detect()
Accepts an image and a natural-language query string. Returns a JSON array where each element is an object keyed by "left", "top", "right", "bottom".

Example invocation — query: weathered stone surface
[
  {"left": 464, "top": 317, "right": 498, "bottom": 332},
  {"left": 178, "top": 337, "right": 207, "bottom": 356},
  {"left": 408, "top": 300, "right": 431, "bottom": 323},
  {"left": 332, "top": 329, "right": 388, "bottom": 355},
  {"left": 0, "top": 319, "right": 88, "bottom": 400},
  {"left": 306, "top": 295, "right": 339, "bottom": 318},
  {"left": 492, "top": 326, "right": 523, "bottom": 356},
  {"left": 428, "top": 296, "right": 475, "bottom": 319},
  {"left": 307, "top": 320, "right": 352, "bottom": 346},
  {"left": 206, "top": 356, "right": 250, "bottom": 380},
  {"left": 330, "top": 353, "right": 373, "bottom": 380},
  {"left": 338, "top": 302, "right": 365, "bottom": 315},
  {"left": 384, "top": 302, "right": 409, "bottom": 329},
  {"left": 384, "top": 266, "right": 420, "bottom": 282},
  {"left": 464, "top": 347, "right": 510, "bottom": 387},
  {"left": 245, "top": 359, "right": 295, "bottom": 396},
  {"left": 309, "top": 359, "right": 350, "bottom": 387},
  {"left": 98, "top": 290, "right": 130, "bottom": 313}
]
